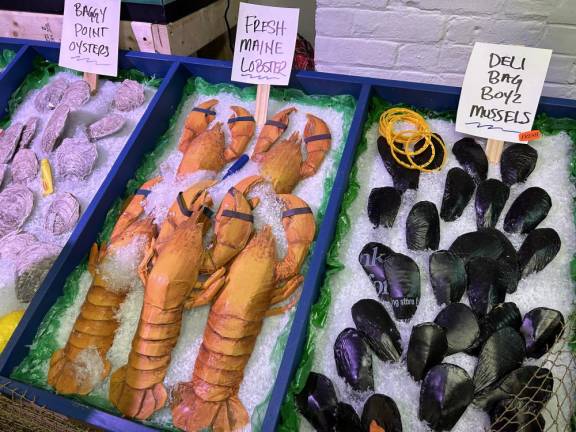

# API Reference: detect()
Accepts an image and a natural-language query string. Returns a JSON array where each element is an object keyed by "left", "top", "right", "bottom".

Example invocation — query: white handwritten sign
[
  {"left": 456, "top": 43, "right": 552, "bottom": 143},
  {"left": 58, "top": 0, "right": 121, "bottom": 77},
  {"left": 231, "top": 2, "right": 299, "bottom": 86}
]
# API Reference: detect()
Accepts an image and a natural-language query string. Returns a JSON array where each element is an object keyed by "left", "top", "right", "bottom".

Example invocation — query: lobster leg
[
  {"left": 110, "top": 217, "right": 206, "bottom": 420},
  {"left": 266, "top": 275, "right": 304, "bottom": 317},
  {"left": 185, "top": 267, "right": 227, "bottom": 309}
]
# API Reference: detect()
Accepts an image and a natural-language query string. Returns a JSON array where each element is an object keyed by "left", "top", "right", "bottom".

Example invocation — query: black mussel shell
[
  {"left": 489, "top": 399, "right": 546, "bottom": 432},
  {"left": 419, "top": 364, "right": 475, "bottom": 431},
  {"left": 474, "top": 366, "right": 553, "bottom": 412},
  {"left": 517, "top": 228, "right": 561, "bottom": 278},
  {"left": 449, "top": 230, "right": 503, "bottom": 263},
  {"left": 452, "top": 137, "right": 488, "bottom": 185},
  {"left": 434, "top": 303, "right": 480, "bottom": 355},
  {"left": 429, "top": 250, "right": 467, "bottom": 305},
  {"left": 378, "top": 136, "right": 419, "bottom": 193},
  {"left": 336, "top": 402, "right": 362, "bottom": 432},
  {"left": 412, "top": 134, "right": 446, "bottom": 171},
  {"left": 466, "top": 257, "right": 507, "bottom": 318},
  {"left": 475, "top": 179, "right": 510, "bottom": 229},
  {"left": 334, "top": 328, "right": 374, "bottom": 391},
  {"left": 352, "top": 299, "right": 402, "bottom": 362},
  {"left": 407, "top": 323, "right": 448, "bottom": 381},
  {"left": 500, "top": 143, "right": 538, "bottom": 186},
  {"left": 383, "top": 253, "right": 421, "bottom": 321},
  {"left": 406, "top": 201, "right": 440, "bottom": 251},
  {"left": 504, "top": 187, "right": 552, "bottom": 234},
  {"left": 440, "top": 167, "right": 475, "bottom": 222},
  {"left": 295, "top": 372, "right": 339, "bottom": 432},
  {"left": 520, "top": 307, "right": 565, "bottom": 359},
  {"left": 361, "top": 394, "right": 403, "bottom": 432},
  {"left": 480, "top": 228, "right": 519, "bottom": 294},
  {"left": 359, "top": 243, "right": 394, "bottom": 300},
  {"left": 368, "top": 187, "right": 402, "bottom": 228},
  {"left": 473, "top": 327, "right": 525, "bottom": 394},
  {"left": 468, "top": 303, "right": 522, "bottom": 355}
]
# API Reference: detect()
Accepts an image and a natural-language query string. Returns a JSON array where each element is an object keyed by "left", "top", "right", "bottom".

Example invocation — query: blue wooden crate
[{"left": 0, "top": 37, "right": 575, "bottom": 432}]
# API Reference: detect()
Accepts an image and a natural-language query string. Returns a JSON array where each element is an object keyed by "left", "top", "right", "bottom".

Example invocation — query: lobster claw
[
  {"left": 301, "top": 114, "right": 331, "bottom": 179},
  {"left": 178, "top": 99, "right": 218, "bottom": 153},
  {"left": 225, "top": 106, "right": 256, "bottom": 162},
  {"left": 252, "top": 107, "right": 297, "bottom": 161}
]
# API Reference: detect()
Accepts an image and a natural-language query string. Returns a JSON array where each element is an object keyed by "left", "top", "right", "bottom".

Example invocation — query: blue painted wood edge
[
  {"left": 261, "top": 83, "right": 373, "bottom": 432},
  {"left": 0, "top": 377, "right": 156, "bottom": 432},
  {"left": 0, "top": 59, "right": 182, "bottom": 374}
]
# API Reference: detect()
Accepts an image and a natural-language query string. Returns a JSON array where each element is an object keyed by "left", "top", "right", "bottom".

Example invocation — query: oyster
[
  {"left": 0, "top": 122, "right": 24, "bottom": 163},
  {"left": 15, "top": 241, "right": 62, "bottom": 302},
  {"left": 11, "top": 149, "right": 38, "bottom": 183},
  {"left": 19, "top": 117, "right": 39, "bottom": 149},
  {"left": 87, "top": 113, "right": 126, "bottom": 141},
  {"left": 114, "top": 79, "right": 145, "bottom": 111},
  {"left": 368, "top": 186, "right": 401, "bottom": 228},
  {"left": 41, "top": 104, "right": 70, "bottom": 153},
  {"left": 44, "top": 192, "right": 80, "bottom": 235},
  {"left": 0, "top": 231, "right": 38, "bottom": 261},
  {"left": 61, "top": 80, "right": 90, "bottom": 109},
  {"left": 54, "top": 137, "right": 98, "bottom": 180},
  {"left": 34, "top": 77, "right": 68, "bottom": 112},
  {"left": 0, "top": 184, "right": 34, "bottom": 237}
]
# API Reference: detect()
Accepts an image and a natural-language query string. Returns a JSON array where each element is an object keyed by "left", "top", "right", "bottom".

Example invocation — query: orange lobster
[{"left": 172, "top": 195, "right": 316, "bottom": 432}]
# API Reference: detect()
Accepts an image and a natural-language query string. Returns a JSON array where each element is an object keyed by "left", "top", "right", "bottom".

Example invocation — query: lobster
[{"left": 172, "top": 195, "right": 316, "bottom": 432}]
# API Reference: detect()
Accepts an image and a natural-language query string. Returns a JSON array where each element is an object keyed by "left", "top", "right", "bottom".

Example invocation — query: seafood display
[
  {"left": 293, "top": 106, "right": 574, "bottom": 431},
  {"left": 0, "top": 72, "right": 156, "bottom": 323},
  {"left": 12, "top": 78, "right": 354, "bottom": 431}
]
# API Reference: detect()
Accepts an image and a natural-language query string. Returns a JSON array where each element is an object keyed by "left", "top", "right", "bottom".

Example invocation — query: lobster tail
[{"left": 172, "top": 382, "right": 249, "bottom": 432}]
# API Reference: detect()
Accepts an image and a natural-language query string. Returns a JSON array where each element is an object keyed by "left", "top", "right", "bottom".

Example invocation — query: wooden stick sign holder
[
  {"left": 83, "top": 72, "right": 99, "bottom": 95},
  {"left": 255, "top": 84, "right": 271, "bottom": 127},
  {"left": 486, "top": 139, "right": 504, "bottom": 164}
]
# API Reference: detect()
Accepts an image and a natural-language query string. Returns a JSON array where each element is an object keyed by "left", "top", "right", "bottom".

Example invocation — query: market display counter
[{"left": 0, "top": 37, "right": 574, "bottom": 432}]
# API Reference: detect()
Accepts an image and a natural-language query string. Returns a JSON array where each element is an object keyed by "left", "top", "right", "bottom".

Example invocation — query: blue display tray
[{"left": 0, "top": 37, "right": 575, "bottom": 432}]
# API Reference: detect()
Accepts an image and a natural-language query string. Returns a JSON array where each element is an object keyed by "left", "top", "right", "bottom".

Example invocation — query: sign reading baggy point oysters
[
  {"left": 231, "top": 2, "right": 299, "bottom": 85},
  {"left": 456, "top": 42, "right": 552, "bottom": 143},
  {"left": 58, "top": 0, "right": 121, "bottom": 77}
]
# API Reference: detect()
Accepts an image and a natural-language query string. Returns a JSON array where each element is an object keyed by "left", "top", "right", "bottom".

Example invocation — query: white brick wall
[{"left": 315, "top": 0, "right": 576, "bottom": 99}]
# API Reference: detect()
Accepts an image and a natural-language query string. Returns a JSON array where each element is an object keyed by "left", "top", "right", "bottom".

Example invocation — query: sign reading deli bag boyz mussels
[
  {"left": 456, "top": 42, "right": 552, "bottom": 143},
  {"left": 58, "top": 0, "right": 121, "bottom": 77}
]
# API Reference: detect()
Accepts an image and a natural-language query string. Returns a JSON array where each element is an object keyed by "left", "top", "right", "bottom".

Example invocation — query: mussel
[
  {"left": 440, "top": 167, "right": 475, "bottom": 222},
  {"left": 406, "top": 201, "right": 440, "bottom": 251},
  {"left": 377, "top": 136, "right": 419, "bottom": 193},
  {"left": 517, "top": 228, "right": 561, "bottom": 278},
  {"left": 500, "top": 143, "right": 538, "bottom": 186},
  {"left": 452, "top": 137, "right": 488, "bottom": 184},
  {"left": 368, "top": 187, "right": 401, "bottom": 228},
  {"left": 480, "top": 228, "right": 519, "bottom": 294},
  {"left": 468, "top": 303, "right": 522, "bottom": 355},
  {"left": 383, "top": 253, "right": 421, "bottom": 321},
  {"left": 407, "top": 323, "right": 447, "bottom": 381},
  {"left": 474, "top": 366, "right": 553, "bottom": 412},
  {"left": 473, "top": 327, "right": 525, "bottom": 394},
  {"left": 336, "top": 403, "right": 362, "bottom": 431},
  {"left": 361, "top": 394, "right": 403, "bottom": 432},
  {"left": 419, "top": 364, "right": 475, "bottom": 431},
  {"left": 358, "top": 243, "right": 394, "bottom": 300},
  {"left": 434, "top": 303, "right": 479, "bottom": 355},
  {"left": 504, "top": 187, "right": 551, "bottom": 234},
  {"left": 429, "top": 250, "right": 467, "bottom": 305},
  {"left": 520, "top": 307, "right": 565, "bottom": 359},
  {"left": 334, "top": 328, "right": 373, "bottom": 391},
  {"left": 466, "top": 256, "right": 507, "bottom": 318},
  {"left": 489, "top": 398, "right": 546, "bottom": 432},
  {"left": 412, "top": 134, "right": 446, "bottom": 171},
  {"left": 475, "top": 178, "right": 510, "bottom": 229},
  {"left": 449, "top": 230, "right": 503, "bottom": 263},
  {"left": 295, "top": 372, "right": 339, "bottom": 432},
  {"left": 352, "top": 299, "right": 402, "bottom": 362}
]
